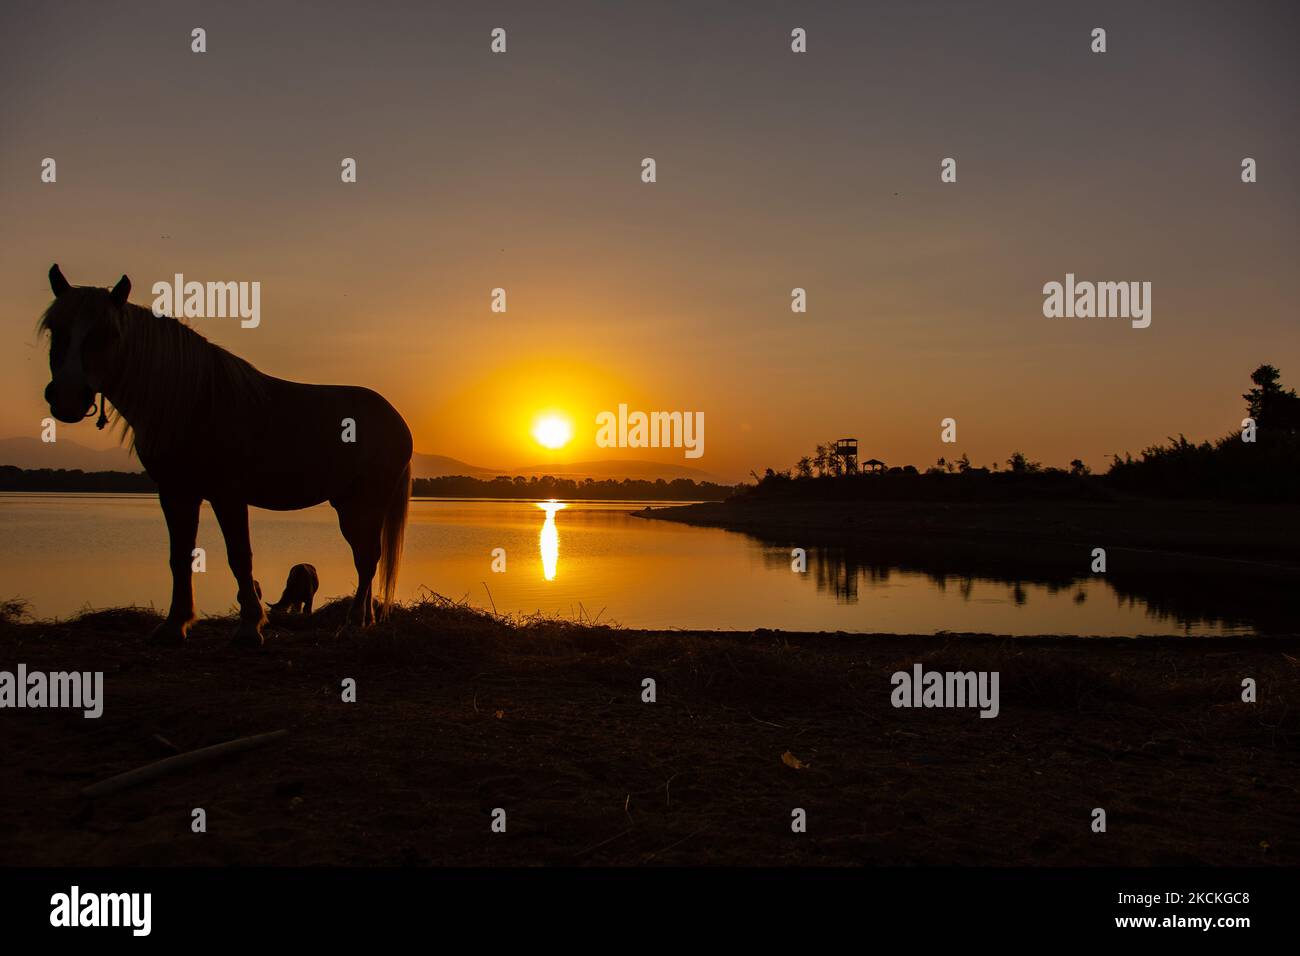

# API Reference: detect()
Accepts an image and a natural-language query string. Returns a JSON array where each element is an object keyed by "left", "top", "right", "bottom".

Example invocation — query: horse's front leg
[
  {"left": 148, "top": 487, "right": 201, "bottom": 645},
  {"left": 211, "top": 499, "right": 267, "bottom": 647}
]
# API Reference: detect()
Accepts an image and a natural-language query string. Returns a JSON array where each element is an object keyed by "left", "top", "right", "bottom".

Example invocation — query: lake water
[{"left": 0, "top": 494, "right": 1254, "bottom": 635}]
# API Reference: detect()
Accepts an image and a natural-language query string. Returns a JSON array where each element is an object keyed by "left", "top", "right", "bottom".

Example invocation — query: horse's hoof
[
  {"left": 230, "top": 624, "right": 265, "bottom": 648},
  {"left": 147, "top": 620, "right": 190, "bottom": 645}
]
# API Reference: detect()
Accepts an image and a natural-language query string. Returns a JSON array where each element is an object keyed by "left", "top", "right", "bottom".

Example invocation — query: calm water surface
[{"left": 0, "top": 494, "right": 1252, "bottom": 635}]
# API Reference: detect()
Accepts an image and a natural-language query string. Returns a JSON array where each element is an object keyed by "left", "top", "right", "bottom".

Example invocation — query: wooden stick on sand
[{"left": 81, "top": 730, "right": 289, "bottom": 798}]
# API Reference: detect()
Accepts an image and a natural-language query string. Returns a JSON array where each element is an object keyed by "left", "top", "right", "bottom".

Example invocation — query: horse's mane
[{"left": 40, "top": 292, "right": 270, "bottom": 460}]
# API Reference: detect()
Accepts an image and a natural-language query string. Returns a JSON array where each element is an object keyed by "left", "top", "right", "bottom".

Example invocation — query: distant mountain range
[
  {"left": 412, "top": 452, "right": 723, "bottom": 482},
  {"left": 411, "top": 453, "right": 498, "bottom": 479},
  {"left": 0, "top": 438, "right": 726, "bottom": 483}
]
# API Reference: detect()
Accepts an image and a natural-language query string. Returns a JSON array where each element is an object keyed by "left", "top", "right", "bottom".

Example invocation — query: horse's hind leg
[
  {"left": 211, "top": 499, "right": 267, "bottom": 646},
  {"left": 333, "top": 497, "right": 381, "bottom": 626}
]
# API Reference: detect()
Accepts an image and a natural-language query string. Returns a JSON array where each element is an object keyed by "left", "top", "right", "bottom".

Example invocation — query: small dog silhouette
[{"left": 261, "top": 564, "right": 319, "bottom": 615}]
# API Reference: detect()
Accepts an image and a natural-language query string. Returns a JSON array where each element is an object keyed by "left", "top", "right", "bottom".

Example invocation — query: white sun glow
[{"left": 531, "top": 414, "right": 573, "bottom": 449}]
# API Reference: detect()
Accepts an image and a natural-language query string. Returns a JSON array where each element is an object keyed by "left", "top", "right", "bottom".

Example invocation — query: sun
[{"left": 531, "top": 413, "right": 573, "bottom": 450}]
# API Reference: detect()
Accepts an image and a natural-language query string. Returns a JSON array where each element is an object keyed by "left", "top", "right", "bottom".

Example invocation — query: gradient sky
[{"left": 2, "top": 0, "right": 1297, "bottom": 481}]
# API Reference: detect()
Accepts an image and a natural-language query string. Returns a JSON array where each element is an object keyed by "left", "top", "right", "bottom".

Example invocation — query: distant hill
[
  {"left": 411, "top": 453, "right": 502, "bottom": 479},
  {"left": 509, "top": 459, "right": 723, "bottom": 482},
  {"left": 0, "top": 436, "right": 140, "bottom": 472}
]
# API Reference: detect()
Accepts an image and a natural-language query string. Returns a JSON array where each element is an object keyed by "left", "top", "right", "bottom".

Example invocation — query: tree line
[
  {"left": 0, "top": 467, "right": 157, "bottom": 493},
  {"left": 1106, "top": 365, "right": 1300, "bottom": 501},
  {"left": 411, "top": 474, "right": 736, "bottom": 500},
  {"left": 756, "top": 365, "right": 1299, "bottom": 502}
]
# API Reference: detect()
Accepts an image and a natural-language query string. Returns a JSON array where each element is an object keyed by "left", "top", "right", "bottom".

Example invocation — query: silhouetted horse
[
  {"left": 40, "top": 265, "right": 411, "bottom": 645},
  {"left": 266, "top": 563, "right": 319, "bottom": 615}
]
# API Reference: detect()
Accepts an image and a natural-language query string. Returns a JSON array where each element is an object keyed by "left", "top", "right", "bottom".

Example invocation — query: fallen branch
[{"left": 82, "top": 730, "right": 289, "bottom": 798}]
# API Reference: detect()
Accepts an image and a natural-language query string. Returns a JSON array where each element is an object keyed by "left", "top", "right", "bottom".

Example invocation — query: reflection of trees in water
[
  {"left": 764, "top": 547, "right": 1059, "bottom": 607},
  {"left": 761, "top": 544, "right": 1281, "bottom": 633},
  {"left": 1104, "top": 584, "right": 1266, "bottom": 634}
]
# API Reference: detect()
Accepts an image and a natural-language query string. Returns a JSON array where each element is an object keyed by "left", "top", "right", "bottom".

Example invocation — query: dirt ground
[{"left": 1, "top": 598, "right": 1297, "bottom": 866}]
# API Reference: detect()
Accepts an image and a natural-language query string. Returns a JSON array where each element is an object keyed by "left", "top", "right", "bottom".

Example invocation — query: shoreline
[
  {"left": 632, "top": 498, "right": 1300, "bottom": 569},
  {"left": 633, "top": 498, "right": 1300, "bottom": 635}
]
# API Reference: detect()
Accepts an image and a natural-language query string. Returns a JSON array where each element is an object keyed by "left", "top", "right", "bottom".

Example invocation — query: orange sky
[{"left": 3, "top": 1, "right": 1298, "bottom": 482}]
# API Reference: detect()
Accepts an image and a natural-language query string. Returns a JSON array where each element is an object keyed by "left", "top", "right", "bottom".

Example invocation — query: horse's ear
[
  {"left": 109, "top": 274, "right": 131, "bottom": 307},
  {"left": 49, "top": 263, "right": 70, "bottom": 297}
]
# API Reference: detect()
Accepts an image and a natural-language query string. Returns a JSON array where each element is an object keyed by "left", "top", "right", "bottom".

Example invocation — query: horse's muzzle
[{"left": 44, "top": 382, "right": 96, "bottom": 424}]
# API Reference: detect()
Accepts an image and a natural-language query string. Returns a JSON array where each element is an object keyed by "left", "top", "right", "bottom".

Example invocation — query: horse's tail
[{"left": 376, "top": 459, "right": 411, "bottom": 618}]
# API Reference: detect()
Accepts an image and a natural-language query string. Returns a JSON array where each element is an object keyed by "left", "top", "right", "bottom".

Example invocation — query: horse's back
[{"left": 189, "top": 377, "right": 412, "bottom": 510}]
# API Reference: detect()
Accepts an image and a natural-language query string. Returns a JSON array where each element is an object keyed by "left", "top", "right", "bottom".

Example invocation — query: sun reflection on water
[{"left": 537, "top": 500, "right": 566, "bottom": 581}]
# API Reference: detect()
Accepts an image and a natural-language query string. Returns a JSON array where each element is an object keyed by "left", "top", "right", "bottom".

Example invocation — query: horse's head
[{"left": 40, "top": 264, "right": 131, "bottom": 424}]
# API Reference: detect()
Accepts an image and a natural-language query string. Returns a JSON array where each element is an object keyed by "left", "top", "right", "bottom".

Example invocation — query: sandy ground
[{"left": 1, "top": 598, "right": 1297, "bottom": 866}]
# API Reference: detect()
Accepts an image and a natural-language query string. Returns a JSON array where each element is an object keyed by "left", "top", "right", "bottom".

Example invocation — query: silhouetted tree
[
  {"left": 1244, "top": 364, "right": 1300, "bottom": 433},
  {"left": 813, "top": 443, "right": 830, "bottom": 477},
  {"left": 1006, "top": 451, "right": 1042, "bottom": 474}
]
